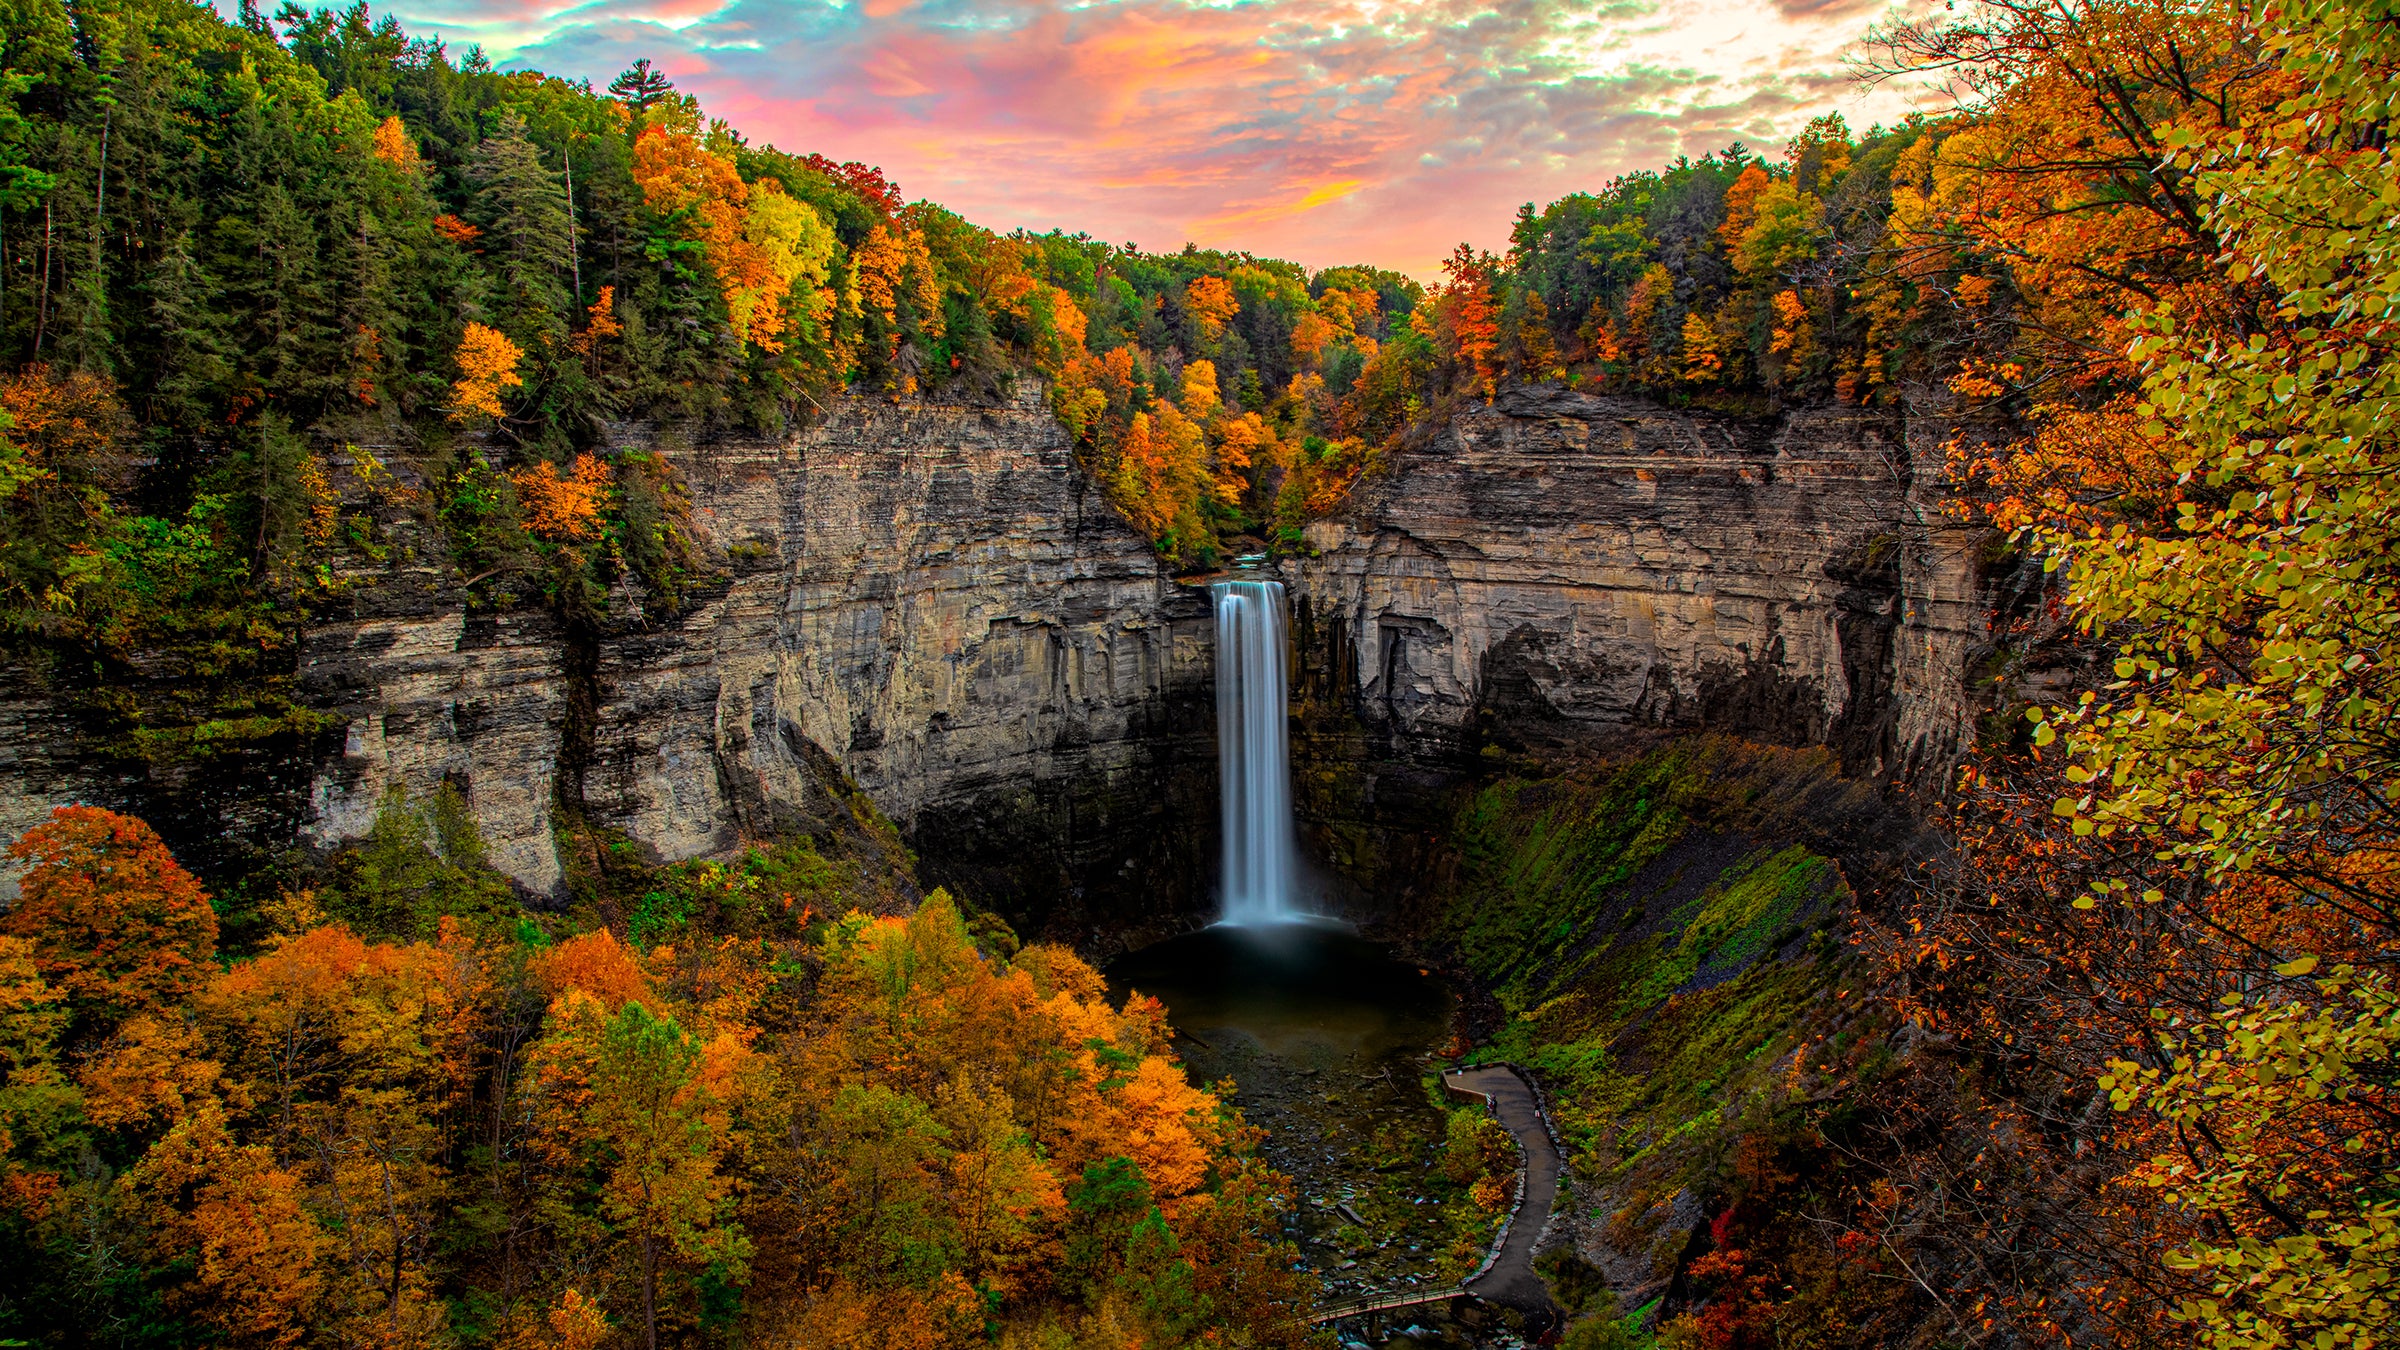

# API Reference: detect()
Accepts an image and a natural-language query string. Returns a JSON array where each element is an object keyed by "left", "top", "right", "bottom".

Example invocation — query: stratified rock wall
[
  {"left": 1, "top": 381, "right": 1993, "bottom": 924},
  {"left": 584, "top": 386, "right": 1217, "bottom": 928},
  {"left": 1284, "top": 385, "right": 1992, "bottom": 900},
  {"left": 287, "top": 386, "right": 1218, "bottom": 928}
]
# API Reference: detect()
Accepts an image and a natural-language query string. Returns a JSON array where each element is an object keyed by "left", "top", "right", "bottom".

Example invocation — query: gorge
[
  {"left": 0, "top": 384, "right": 1987, "bottom": 936},
  {"left": 2, "top": 381, "right": 1996, "bottom": 933},
  {"left": 0, "top": 378, "right": 2010, "bottom": 1341},
  {"left": 3, "top": 4, "right": 2388, "bottom": 1343}
]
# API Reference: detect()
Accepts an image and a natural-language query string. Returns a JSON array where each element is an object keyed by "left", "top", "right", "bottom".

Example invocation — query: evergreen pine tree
[
  {"left": 607, "top": 58, "right": 673, "bottom": 113},
  {"left": 468, "top": 110, "right": 574, "bottom": 335}
]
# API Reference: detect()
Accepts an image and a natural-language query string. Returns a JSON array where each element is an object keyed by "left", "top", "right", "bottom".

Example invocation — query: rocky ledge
[{"left": 1285, "top": 384, "right": 1996, "bottom": 903}]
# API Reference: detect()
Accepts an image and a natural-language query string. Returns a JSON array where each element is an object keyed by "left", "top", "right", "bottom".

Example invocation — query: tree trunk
[
  {"left": 642, "top": 1231, "right": 658, "bottom": 1350},
  {"left": 34, "top": 199, "right": 49, "bottom": 356}
]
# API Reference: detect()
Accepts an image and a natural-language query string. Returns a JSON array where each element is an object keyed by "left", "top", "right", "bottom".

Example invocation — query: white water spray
[{"left": 1212, "top": 579, "right": 1304, "bottom": 924}]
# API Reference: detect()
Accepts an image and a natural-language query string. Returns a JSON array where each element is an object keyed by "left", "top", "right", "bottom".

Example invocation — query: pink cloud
[{"left": 394, "top": 0, "right": 1922, "bottom": 277}]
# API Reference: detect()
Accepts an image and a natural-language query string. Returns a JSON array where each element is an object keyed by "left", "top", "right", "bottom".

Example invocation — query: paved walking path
[
  {"left": 1307, "top": 1066, "right": 1564, "bottom": 1333},
  {"left": 1443, "top": 1065, "right": 1564, "bottom": 1317}
]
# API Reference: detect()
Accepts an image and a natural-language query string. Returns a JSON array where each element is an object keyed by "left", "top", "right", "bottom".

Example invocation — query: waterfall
[{"left": 1212, "top": 579, "right": 1303, "bottom": 924}]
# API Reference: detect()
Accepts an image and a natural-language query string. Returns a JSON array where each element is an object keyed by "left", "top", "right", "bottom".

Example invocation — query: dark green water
[{"left": 1109, "top": 924, "right": 1489, "bottom": 1306}]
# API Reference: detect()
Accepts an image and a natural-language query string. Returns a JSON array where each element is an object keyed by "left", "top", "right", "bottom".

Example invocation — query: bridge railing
[{"left": 1304, "top": 1285, "right": 1468, "bottom": 1326}]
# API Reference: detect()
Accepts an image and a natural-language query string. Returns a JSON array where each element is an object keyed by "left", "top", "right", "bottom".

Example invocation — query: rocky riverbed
[{"left": 1108, "top": 925, "right": 1536, "bottom": 1344}]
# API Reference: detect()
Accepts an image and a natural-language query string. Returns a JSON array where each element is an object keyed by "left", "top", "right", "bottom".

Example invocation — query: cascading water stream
[{"left": 1212, "top": 579, "right": 1303, "bottom": 924}]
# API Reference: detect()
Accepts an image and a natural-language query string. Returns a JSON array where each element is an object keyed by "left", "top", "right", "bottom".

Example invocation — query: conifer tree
[
  {"left": 608, "top": 59, "right": 674, "bottom": 114},
  {"left": 469, "top": 111, "right": 575, "bottom": 333}
]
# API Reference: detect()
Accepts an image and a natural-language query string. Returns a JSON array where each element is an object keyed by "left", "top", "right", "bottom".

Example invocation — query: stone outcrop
[
  {"left": 287, "top": 383, "right": 1217, "bottom": 932},
  {"left": 582, "top": 387, "right": 1217, "bottom": 929},
  {"left": 1283, "top": 385, "right": 1994, "bottom": 899}
]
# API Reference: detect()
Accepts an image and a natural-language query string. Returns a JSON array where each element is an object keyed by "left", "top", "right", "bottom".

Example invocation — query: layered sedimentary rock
[
  {"left": 298, "top": 384, "right": 1216, "bottom": 927},
  {"left": 1284, "top": 385, "right": 1993, "bottom": 896},
  {"left": 584, "top": 386, "right": 1218, "bottom": 925},
  {"left": 2, "top": 381, "right": 1995, "bottom": 924}
]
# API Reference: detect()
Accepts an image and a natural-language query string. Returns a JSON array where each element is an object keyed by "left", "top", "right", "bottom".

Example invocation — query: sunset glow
[{"left": 370, "top": 0, "right": 1935, "bottom": 276}]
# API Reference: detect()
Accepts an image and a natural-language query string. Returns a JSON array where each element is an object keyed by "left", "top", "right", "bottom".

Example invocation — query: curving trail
[{"left": 1444, "top": 1065, "right": 1565, "bottom": 1318}]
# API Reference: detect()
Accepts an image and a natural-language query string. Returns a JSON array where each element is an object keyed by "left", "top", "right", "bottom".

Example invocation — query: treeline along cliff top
[{"left": 0, "top": 0, "right": 2128, "bottom": 768}]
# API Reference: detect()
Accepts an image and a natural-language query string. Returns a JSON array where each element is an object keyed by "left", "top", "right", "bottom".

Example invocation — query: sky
[{"left": 369, "top": 0, "right": 1939, "bottom": 279}]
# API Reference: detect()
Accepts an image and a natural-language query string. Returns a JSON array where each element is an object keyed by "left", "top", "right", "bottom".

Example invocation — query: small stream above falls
[{"left": 1110, "top": 926, "right": 1518, "bottom": 1339}]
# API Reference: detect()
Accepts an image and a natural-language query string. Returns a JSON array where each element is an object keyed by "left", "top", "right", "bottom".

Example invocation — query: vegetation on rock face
[
  {"left": 1426, "top": 743, "right": 1893, "bottom": 1341},
  {"left": 1425, "top": 4, "right": 2400, "bottom": 1347}
]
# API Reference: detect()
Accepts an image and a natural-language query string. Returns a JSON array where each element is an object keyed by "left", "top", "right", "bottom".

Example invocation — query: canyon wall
[
  {"left": 1284, "top": 384, "right": 1994, "bottom": 900},
  {"left": 299, "top": 382, "right": 1219, "bottom": 930},
  {"left": 0, "top": 385, "right": 1221, "bottom": 931},
  {"left": 1, "top": 382, "right": 1996, "bottom": 928}
]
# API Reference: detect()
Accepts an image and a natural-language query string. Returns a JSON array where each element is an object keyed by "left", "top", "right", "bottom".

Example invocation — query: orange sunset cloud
[{"left": 350, "top": 0, "right": 1938, "bottom": 276}]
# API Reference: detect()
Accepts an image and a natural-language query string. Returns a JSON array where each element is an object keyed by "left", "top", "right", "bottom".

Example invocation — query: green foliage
[
  {"left": 827, "top": 1082, "right": 955, "bottom": 1283},
  {"left": 322, "top": 781, "right": 517, "bottom": 940},
  {"left": 2031, "top": 0, "right": 2400, "bottom": 883},
  {"left": 1666, "top": 845, "right": 1830, "bottom": 988},
  {"left": 2104, "top": 968, "right": 2399, "bottom": 1350},
  {"left": 1440, "top": 1108, "right": 1514, "bottom": 1188},
  {"left": 1444, "top": 762, "right": 1691, "bottom": 993},
  {"left": 1442, "top": 741, "right": 1852, "bottom": 1007},
  {"left": 1562, "top": 1290, "right": 1654, "bottom": 1350},
  {"left": 1064, "top": 1156, "right": 1151, "bottom": 1300}
]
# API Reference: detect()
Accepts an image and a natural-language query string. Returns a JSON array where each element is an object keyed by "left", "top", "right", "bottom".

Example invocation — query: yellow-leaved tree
[
  {"left": 2105, "top": 967, "right": 2397, "bottom": 1350},
  {"left": 2010, "top": 2, "right": 2400, "bottom": 1346},
  {"left": 450, "top": 323, "right": 523, "bottom": 423}
]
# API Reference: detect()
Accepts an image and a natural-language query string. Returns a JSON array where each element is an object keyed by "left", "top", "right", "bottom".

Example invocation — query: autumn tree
[
  {"left": 3, "top": 805, "right": 217, "bottom": 1030},
  {"left": 1184, "top": 275, "right": 1238, "bottom": 338},
  {"left": 200, "top": 923, "right": 467, "bottom": 1345},
  {"left": 1869, "top": 0, "right": 2284, "bottom": 380},
  {"left": 1855, "top": 3, "right": 2400, "bottom": 1346},
  {"left": 0, "top": 367, "right": 135, "bottom": 637},
  {"left": 576, "top": 998, "right": 746, "bottom": 1350},
  {"left": 511, "top": 453, "right": 613, "bottom": 544},
  {"left": 451, "top": 323, "right": 524, "bottom": 422},
  {"left": 1437, "top": 244, "right": 1500, "bottom": 401},
  {"left": 369, "top": 116, "right": 421, "bottom": 172},
  {"left": 0, "top": 936, "right": 72, "bottom": 1211},
  {"left": 631, "top": 124, "right": 839, "bottom": 357}
]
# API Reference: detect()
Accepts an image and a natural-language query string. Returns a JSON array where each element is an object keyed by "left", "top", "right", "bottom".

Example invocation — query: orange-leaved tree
[
  {"left": 1434, "top": 244, "right": 1500, "bottom": 401},
  {"left": 631, "top": 124, "right": 840, "bottom": 356},
  {"left": 450, "top": 323, "right": 524, "bottom": 423},
  {"left": 1184, "top": 275, "right": 1239, "bottom": 338},
  {"left": 511, "top": 453, "right": 613, "bottom": 544},
  {"left": 4, "top": 805, "right": 216, "bottom": 1030}
]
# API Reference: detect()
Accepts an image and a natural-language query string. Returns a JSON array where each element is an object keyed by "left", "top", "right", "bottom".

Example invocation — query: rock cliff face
[
  {"left": 585, "top": 387, "right": 1218, "bottom": 929},
  {"left": 1283, "top": 385, "right": 1993, "bottom": 900},
  {"left": 1, "top": 382, "right": 1996, "bottom": 928},
  {"left": 296, "top": 383, "right": 1218, "bottom": 929}
]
